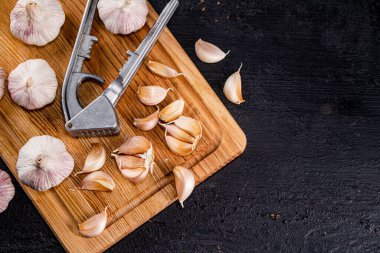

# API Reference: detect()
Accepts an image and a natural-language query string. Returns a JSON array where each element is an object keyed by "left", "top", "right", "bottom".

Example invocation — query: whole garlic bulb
[
  {"left": 0, "top": 68, "right": 7, "bottom": 101},
  {"left": 97, "top": 0, "right": 149, "bottom": 35},
  {"left": 10, "top": 0, "right": 65, "bottom": 46},
  {"left": 8, "top": 59, "right": 58, "bottom": 110},
  {"left": 17, "top": 135, "right": 74, "bottom": 191},
  {"left": 0, "top": 170, "right": 15, "bottom": 213}
]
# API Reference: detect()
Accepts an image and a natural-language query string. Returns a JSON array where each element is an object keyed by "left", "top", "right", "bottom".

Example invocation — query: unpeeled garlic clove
[
  {"left": 195, "top": 39, "right": 230, "bottom": 63},
  {"left": 0, "top": 170, "right": 15, "bottom": 213},
  {"left": 174, "top": 116, "right": 202, "bottom": 139},
  {"left": 0, "top": 68, "right": 7, "bottom": 101},
  {"left": 79, "top": 207, "right": 108, "bottom": 238},
  {"left": 148, "top": 61, "right": 183, "bottom": 78},
  {"left": 223, "top": 63, "right": 245, "bottom": 105},
  {"left": 163, "top": 124, "right": 195, "bottom": 144},
  {"left": 80, "top": 171, "right": 115, "bottom": 192},
  {"left": 165, "top": 135, "right": 194, "bottom": 156},
  {"left": 133, "top": 108, "right": 160, "bottom": 131},
  {"left": 159, "top": 100, "right": 185, "bottom": 123},
  {"left": 76, "top": 143, "right": 106, "bottom": 175},
  {"left": 173, "top": 166, "right": 195, "bottom": 208},
  {"left": 137, "top": 86, "right": 171, "bottom": 106},
  {"left": 117, "top": 136, "right": 151, "bottom": 155}
]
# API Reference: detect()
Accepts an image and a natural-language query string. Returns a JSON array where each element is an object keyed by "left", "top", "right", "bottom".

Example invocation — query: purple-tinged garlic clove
[
  {"left": 0, "top": 170, "right": 15, "bottom": 213},
  {"left": 0, "top": 68, "right": 7, "bottom": 101}
]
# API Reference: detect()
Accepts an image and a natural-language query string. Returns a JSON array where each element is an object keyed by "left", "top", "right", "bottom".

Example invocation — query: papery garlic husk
[
  {"left": 17, "top": 135, "right": 74, "bottom": 191},
  {"left": 97, "top": 0, "right": 148, "bottom": 35},
  {"left": 159, "top": 99, "right": 185, "bottom": 123},
  {"left": 137, "top": 86, "right": 171, "bottom": 106},
  {"left": 133, "top": 108, "right": 160, "bottom": 131},
  {"left": 173, "top": 166, "right": 195, "bottom": 208},
  {"left": 80, "top": 171, "right": 115, "bottom": 192},
  {"left": 79, "top": 207, "right": 108, "bottom": 238},
  {"left": 10, "top": 0, "right": 65, "bottom": 46},
  {"left": 76, "top": 143, "right": 106, "bottom": 175},
  {"left": 223, "top": 63, "right": 245, "bottom": 105},
  {"left": 0, "top": 68, "right": 7, "bottom": 101},
  {"left": 0, "top": 170, "right": 15, "bottom": 213},
  {"left": 195, "top": 39, "right": 230, "bottom": 63},
  {"left": 8, "top": 59, "right": 58, "bottom": 110},
  {"left": 148, "top": 61, "right": 183, "bottom": 78}
]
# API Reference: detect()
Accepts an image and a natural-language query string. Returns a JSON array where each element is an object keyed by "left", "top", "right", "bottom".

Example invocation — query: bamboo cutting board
[{"left": 0, "top": 1, "right": 246, "bottom": 252}]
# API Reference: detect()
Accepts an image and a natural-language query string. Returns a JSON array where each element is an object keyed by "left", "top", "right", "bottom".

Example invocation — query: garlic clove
[
  {"left": 174, "top": 116, "right": 202, "bottom": 139},
  {"left": 148, "top": 61, "right": 183, "bottom": 79},
  {"left": 223, "top": 63, "right": 245, "bottom": 105},
  {"left": 195, "top": 39, "right": 230, "bottom": 64},
  {"left": 8, "top": 59, "right": 58, "bottom": 110},
  {"left": 137, "top": 86, "right": 172, "bottom": 106},
  {"left": 133, "top": 108, "right": 160, "bottom": 131},
  {"left": 76, "top": 143, "right": 106, "bottom": 175},
  {"left": 159, "top": 99, "right": 185, "bottom": 123},
  {"left": 97, "top": 0, "right": 148, "bottom": 35},
  {"left": 120, "top": 167, "right": 149, "bottom": 183},
  {"left": 164, "top": 124, "right": 195, "bottom": 144},
  {"left": 117, "top": 136, "right": 151, "bottom": 155},
  {"left": 173, "top": 166, "right": 195, "bottom": 208},
  {"left": 17, "top": 135, "right": 74, "bottom": 191},
  {"left": 0, "top": 68, "right": 7, "bottom": 101},
  {"left": 10, "top": 0, "right": 65, "bottom": 46},
  {"left": 79, "top": 207, "right": 108, "bottom": 238},
  {"left": 0, "top": 170, "right": 15, "bottom": 213},
  {"left": 115, "top": 155, "right": 145, "bottom": 170},
  {"left": 165, "top": 135, "right": 194, "bottom": 156},
  {"left": 80, "top": 171, "right": 115, "bottom": 192}
]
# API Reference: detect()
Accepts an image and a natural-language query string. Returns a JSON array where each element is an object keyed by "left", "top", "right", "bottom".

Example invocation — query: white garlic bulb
[
  {"left": 10, "top": 0, "right": 65, "bottom": 46},
  {"left": 8, "top": 59, "right": 58, "bottom": 110},
  {"left": 17, "top": 135, "right": 74, "bottom": 191},
  {"left": 97, "top": 0, "right": 149, "bottom": 35},
  {"left": 0, "top": 68, "right": 7, "bottom": 101},
  {"left": 0, "top": 170, "right": 15, "bottom": 213}
]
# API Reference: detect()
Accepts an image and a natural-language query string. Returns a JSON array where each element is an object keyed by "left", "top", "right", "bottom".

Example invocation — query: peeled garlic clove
[
  {"left": 79, "top": 207, "right": 108, "bottom": 238},
  {"left": 137, "top": 86, "right": 171, "bottom": 106},
  {"left": 0, "top": 68, "right": 7, "bottom": 101},
  {"left": 17, "top": 135, "right": 74, "bottom": 191},
  {"left": 159, "top": 99, "right": 185, "bottom": 123},
  {"left": 195, "top": 39, "right": 230, "bottom": 63},
  {"left": 164, "top": 124, "right": 195, "bottom": 144},
  {"left": 173, "top": 166, "right": 195, "bottom": 208},
  {"left": 97, "top": 0, "right": 148, "bottom": 35},
  {"left": 133, "top": 108, "right": 159, "bottom": 131},
  {"left": 148, "top": 61, "right": 183, "bottom": 79},
  {"left": 223, "top": 63, "right": 245, "bottom": 105},
  {"left": 0, "top": 170, "right": 15, "bottom": 213},
  {"left": 165, "top": 135, "right": 194, "bottom": 156},
  {"left": 8, "top": 59, "right": 58, "bottom": 110},
  {"left": 76, "top": 143, "right": 106, "bottom": 175},
  {"left": 80, "top": 171, "right": 115, "bottom": 192},
  {"left": 117, "top": 136, "right": 151, "bottom": 155},
  {"left": 174, "top": 116, "right": 202, "bottom": 139},
  {"left": 10, "top": 0, "right": 65, "bottom": 46}
]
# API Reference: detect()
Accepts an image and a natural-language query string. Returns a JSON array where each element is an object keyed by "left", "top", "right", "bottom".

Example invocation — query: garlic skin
[
  {"left": 80, "top": 171, "right": 115, "bottom": 192},
  {"left": 137, "top": 86, "right": 171, "bottom": 106},
  {"left": 195, "top": 39, "right": 230, "bottom": 64},
  {"left": 173, "top": 166, "right": 195, "bottom": 208},
  {"left": 148, "top": 61, "right": 183, "bottom": 78},
  {"left": 159, "top": 99, "right": 185, "bottom": 123},
  {"left": 8, "top": 59, "right": 58, "bottom": 110},
  {"left": 79, "top": 207, "right": 108, "bottom": 238},
  {"left": 0, "top": 170, "right": 15, "bottom": 213},
  {"left": 10, "top": 0, "right": 65, "bottom": 46},
  {"left": 76, "top": 143, "right": 106, "bottom": 175},
  {"left": 133, "top": 108, "right": 160, "bottom": 131},
  {"left": 0, "top": 68, "right": 7, "bottom": 101},
  {"left": 17, "top": 135, "right": 74, "bottom": 191},
  {"left": 223, "top": 63, "right": 245, "bottom": 105},
  {"left": 97, "top": 0, "right": 148, "bottom": 35}
]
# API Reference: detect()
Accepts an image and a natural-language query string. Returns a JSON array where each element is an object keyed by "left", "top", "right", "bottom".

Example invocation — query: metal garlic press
[{"left": 62, "top": 0, "right": 179, "bottom": 137}]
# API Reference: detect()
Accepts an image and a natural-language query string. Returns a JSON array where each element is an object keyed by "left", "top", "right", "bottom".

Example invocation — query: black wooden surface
[{"left": 1, "top": 0, "right": 380, "bottom": 252}]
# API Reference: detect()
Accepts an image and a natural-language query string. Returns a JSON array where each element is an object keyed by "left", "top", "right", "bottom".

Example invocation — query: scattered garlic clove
[
  {"left": 165, "top": 135, "right": 194, "bottom": 156},
  {"left": 148, "top": 61, "right": 183, "bottom": 79},
  {"left": 163, "top": 124, "right": 195, "bottom": 144},
  {"left": 173, "top": 166, "right": 195, "bottom": 208},
  {"left": 0, "top": 68, "right": 7, "bottom": 101},
  {"left": 97, "top": 0, "right": 148, "bottom": 35},
  {"left": 159, "top": 99, "right": 185, "bottom": 123},
  {"left": 174, "top": 116, "right": 203, "bottom": 139},
  {"left": 76, "top": 143, "right": 106, "bottom": 175},
  {"left": 137, "top": 86, "right": 172, "bottom": 106},
  {"left": 0, "top": 170, "right": 15, "bottom": 213},
  {"left": 223, "top": 63, "right": 245, "bottom": 105},
  {"left": 8, "top": 59, "right": 58, "bottom": 110},
  {"left": 195, "top": 39, "right": 230, "bottom": 63},
  {"left": 10, "top": 0, "right": 65, "bottom": 46},
  {"left": 17, "top": 135, "right": 74, "bottom": 191},
  {"left": 80, "top": 171, "right": 115, "bottom": 192},
  {"left": 79, "top": 207, "right": 108, "bottom": 238},
  {"left": 133, "top": 108, "right": 160, "bottom": 131},
  {"left": 117, "top": 136, "right": 151, "bottom": 155}
]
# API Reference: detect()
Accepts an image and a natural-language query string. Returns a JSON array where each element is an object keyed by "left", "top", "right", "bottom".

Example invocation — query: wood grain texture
[{"left": 0, "top": 1, "right": 246, "bottom": 253}]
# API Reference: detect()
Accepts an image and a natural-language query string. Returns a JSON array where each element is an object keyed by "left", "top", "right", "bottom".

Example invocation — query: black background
[{"left": 1, "top": 0, "right": 380, "bottom": 252}]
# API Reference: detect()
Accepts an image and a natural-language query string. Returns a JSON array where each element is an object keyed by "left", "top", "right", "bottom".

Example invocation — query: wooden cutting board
[{"left": 0, "top": 1, "right": 246, "bottom": 252}]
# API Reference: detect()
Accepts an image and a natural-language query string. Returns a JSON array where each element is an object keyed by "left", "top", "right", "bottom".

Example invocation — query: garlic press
[{"left": 62, "top": 0, "right": 179, "bottom": 137}]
